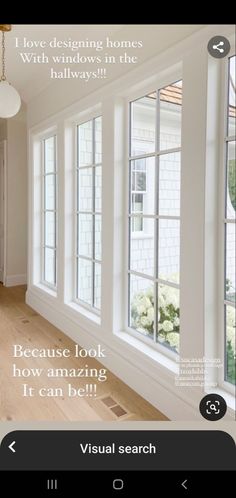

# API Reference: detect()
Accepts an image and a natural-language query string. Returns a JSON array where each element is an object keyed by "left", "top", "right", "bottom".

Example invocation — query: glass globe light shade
[{"left": 0, "top": 80, "right": 21, "bottom": 118}]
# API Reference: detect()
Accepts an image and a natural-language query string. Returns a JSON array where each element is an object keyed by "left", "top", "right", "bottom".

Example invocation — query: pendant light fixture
[{"left": 0, "top": 24, "right": 21, "bottom": 118}]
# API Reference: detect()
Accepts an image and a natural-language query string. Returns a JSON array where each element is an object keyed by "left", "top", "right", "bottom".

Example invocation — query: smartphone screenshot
[{"left": 0, "top": 17, "right": 235, "bottom": 494}]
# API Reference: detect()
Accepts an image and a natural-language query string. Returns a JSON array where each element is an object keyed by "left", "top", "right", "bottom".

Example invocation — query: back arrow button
[
  {"left": 8, "top": 441, "right": 16, "bottom": 453},
  {"left": 181, "top": 479, "right": 188, "bottom": 490}
]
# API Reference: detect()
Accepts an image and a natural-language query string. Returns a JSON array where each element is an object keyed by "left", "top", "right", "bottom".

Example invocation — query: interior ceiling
[{"left": 4, "top": 24, "right": 204, "bottom": 103}]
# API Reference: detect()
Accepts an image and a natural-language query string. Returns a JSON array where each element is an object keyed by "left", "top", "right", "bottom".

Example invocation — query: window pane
[
  {"left": 134, "top": 172, "right": 146, "bottom": 191},
  {"left": 94, "top": 262, "right": 101, "bottom": 310},
  {"left": 228, "top": 56, "right": 236, "bottom": 137},
  {"left": 159, "top": 152, "right": 181, "bottom": 217},
  {"left": 227, "top": 141, "right": 236, "bottom": 219},
  {"left": 131, "top": 93, "right": 156, "bottom": 156},
  {"left": 44, "top": 248, "right": 56, "bottom": 285},
  {"left": 77, "top": 257, "right": 92, "bottom": 305},
  {"left": 95, "top": 214, "right": 102, "bottom": 261},
  {"left": 157, "top": 284, "right": 180, "bottom": 353},
  {"left": 44, "top": 137, "right": 55, "bottom": 173},
  {"left": 78, "top": 121, "right": 93, "bottom": 166},
  {"left": 129, "top": 274, "right": 154, "bottom": 339},
  {"left": 135, "top": 159, "right": 146, "bottom": 171},
  {"left": 45, "top": 212, "right": 55, "bottom": 247},
  {"left": 132, "top": 193, "right": 143, "bottom": 214},
  {"left": 78, "top": 214, "right": 92, "bottom": 257},
  {"left": 158, "top": 219, "right": 180, "bottom": 284},
  {"left": 131, "top": 159, "right": 147, "bottom": 192},
  {"left": 225, "top": 305, "right": 236, "bottom": 385},
  {"left": 45, "top": 174, "right": 55, "bottom": 210},
  {"left": 226, "top": 222, "right": 236, "bottom": 304},
  {"left": 130, "top": 218, "right": 155, "bottom": 276},
  {"left": 160, "top": 81, "right": 182, "bottom": 150},
  {"left": 131, "top": 216, "right": 143, "bottom": 232},
  {"left": 95, "top": 166, "right": 102, "bottom": 212},
  {"left": 78, "top": 167, "right": 93, "bottom": 212},
  {"left": 95, "top": 116, "right": 102, "bottom": 164},
  {"left": 130, "top": 157, "right": 155, "bottom": 215}
]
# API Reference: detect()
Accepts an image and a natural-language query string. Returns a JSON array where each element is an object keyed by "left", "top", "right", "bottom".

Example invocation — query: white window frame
[
  {"left": 41, "top": 134, "right": 57, "bottom": 290},
  {"left": 218, "top": 50, "right": 236, "bottom": 395},
  {"left": 125, "top": 76, "right": 182, "bottom": 360},
  {"left": 74, "top": 114, "right": 102, "bottom": 316},
  {"left": 131, "top": 152, "right": 147, "bottom": 233}
]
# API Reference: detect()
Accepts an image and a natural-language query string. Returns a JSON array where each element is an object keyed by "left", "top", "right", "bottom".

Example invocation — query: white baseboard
[
  {"left": 26, "top": 287, "right": 234, "bottom": 421},
  {"left": 5, "top": 274, "right": 27, "bottom": 287}
]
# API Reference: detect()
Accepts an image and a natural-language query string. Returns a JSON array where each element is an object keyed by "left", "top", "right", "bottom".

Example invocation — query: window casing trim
[
  {"left": 31, "top": 126, "right": 58, "bottom": 293},
  {"left": 73, "top": 113, "right": 102, "bottom": 316},
  {"left": 124, "top": 72, "right": 182, "bottom": 361},
  {"left": 218, "top": 48, "right": 236, "bottom": 395},
  {"left": 41, "top": 134, "right": 58, "bottom": 290}
]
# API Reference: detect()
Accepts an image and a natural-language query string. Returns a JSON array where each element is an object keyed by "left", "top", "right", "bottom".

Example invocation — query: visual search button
[{"left": 199, "top": 394, "right": 227, "bottom": 421}]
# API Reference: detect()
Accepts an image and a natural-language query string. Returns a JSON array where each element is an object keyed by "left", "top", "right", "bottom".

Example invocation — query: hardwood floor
[{"left": 0, "top": 285, "right": 168, "bottom": 421}]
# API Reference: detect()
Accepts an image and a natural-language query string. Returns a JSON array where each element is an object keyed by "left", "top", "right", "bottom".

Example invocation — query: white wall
[
  {"left": 0, "top": 138, "right": 6, "bottom": 282},
  {"left": 3, "top": 109, "right": 27, "bottom": 286},
  {"left": 0, "top": 119, "right": 7, "bottom": 141}
]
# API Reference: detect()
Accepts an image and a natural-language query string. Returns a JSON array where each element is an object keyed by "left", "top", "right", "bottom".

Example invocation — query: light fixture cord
[{"left": 1, "top": 31, "right": 6, "bottom": 81}]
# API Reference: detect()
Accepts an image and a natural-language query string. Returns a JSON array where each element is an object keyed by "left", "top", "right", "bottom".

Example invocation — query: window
[
  {"left": 131, "top": 156, "right": 146, "bottom": 232},
  {"left": 132, "top": 194, "right": 144, "bottom": 231},
  {"left": 76, "top": 116, "right": 102, "bottom": 312},
  {"left": 128, "top": 81, "right": 182, "bottom": 353},
  {"left": 224, "top": 55, "right": 236, "bottom": 385},
  {"left": 42, "top": 136, "right": 57, "bottom": 288}
]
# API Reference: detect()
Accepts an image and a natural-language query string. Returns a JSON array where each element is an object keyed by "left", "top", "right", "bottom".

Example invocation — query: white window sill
[
  {"left": 68, "top": 301, "right": 101, "bottom": 326},
  {"left": 131, "top": 232, "right": 154, "bottom": 240},
  {"left": 114, "top": 330, "right": 178, "bottom": 375},
  {"left": 115, "top": 332, "right": 235, "bottom": 415},
  {"left": 34, "top": 282, "right": 57, "bottom": 298}
]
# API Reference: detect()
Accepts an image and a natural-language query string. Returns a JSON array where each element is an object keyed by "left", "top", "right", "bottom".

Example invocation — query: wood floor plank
[{"left": 0, "top": 284, "right": 168, "bottom": 421}]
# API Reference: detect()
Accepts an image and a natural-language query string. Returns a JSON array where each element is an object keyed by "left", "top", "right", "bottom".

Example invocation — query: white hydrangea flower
[
  {"left": 162, "top": 320, "right": 174, "bottom": 332},
  {"left": 158, "top": 292, "right": 165, "bottom": 308},
  {"left": 164, "top": 287, "right": 178, "bottom": 307},
  {"left": 147, "top": 306, "right": 154, "bottom": 323},
  {"left": 140, "top": 296, "right": 151, "bottom": 310},
  {"left": 227, "top": 306, "right": 235, "bottom": 328},
  {"left": 146, "top": 288, "right": 154, "bottom": 301},
  {"left": 172, "top": 295, "right": 179, "bottom": 309},
  {"left": 173, "top": 316, "right": 180, "bottom": 327},
  {"left": 137, "top": 304, "right": 146, "bottom": 315},
  {"left": 167, "top": 332, "right": 179, "bottom": 351},
  {"left": 131, "top": 282, "right": 180, "bottom": 337},
  {"left": 140, "top": 315, "right": 151, "bottom": 328}
]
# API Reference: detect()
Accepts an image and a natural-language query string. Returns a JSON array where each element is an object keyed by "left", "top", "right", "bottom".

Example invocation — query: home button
[{"left": 113, "top": 478, "right": 124, "bottom": 491}]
